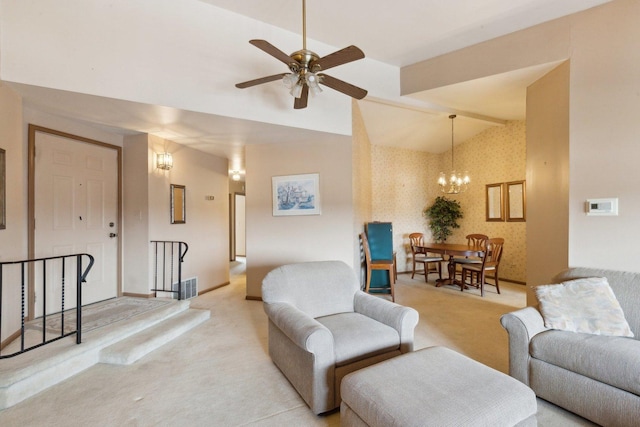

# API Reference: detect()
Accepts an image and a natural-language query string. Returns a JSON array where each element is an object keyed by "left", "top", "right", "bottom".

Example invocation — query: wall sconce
[
  {"left": 156, "top": 152, "right": 173, "bottom": 170},
  {"left": 231, "top": 171, "right": 241, "bottom": 181}
]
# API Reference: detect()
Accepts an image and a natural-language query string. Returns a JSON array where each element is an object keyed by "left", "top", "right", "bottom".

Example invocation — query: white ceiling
[{"left": 8, "top": 0, "right": 611, "bottom": 170}]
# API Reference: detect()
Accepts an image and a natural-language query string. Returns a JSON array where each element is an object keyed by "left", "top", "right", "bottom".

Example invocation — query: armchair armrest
[
  {"left": 500, "top": 306, "right": 549, "bottom": 385},
  {"left": 264, "top": 302, "right": 334, "bottom": 354},
  {"left": 354, "top": 291, "right": 419, "bottom": 353}
]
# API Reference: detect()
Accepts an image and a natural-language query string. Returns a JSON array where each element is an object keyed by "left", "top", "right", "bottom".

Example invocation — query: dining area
[{"left": 409, "top": 233, "right": 505, "bottom": 297}]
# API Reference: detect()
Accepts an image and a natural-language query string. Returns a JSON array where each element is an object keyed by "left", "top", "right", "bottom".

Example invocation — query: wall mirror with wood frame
[
  {"left": 486, "top": 183, "right": 504, "bottom": 222},
  {"left": 171, "top": 184, "right": 186, "bottom": 224},
  {"left": 506, "top": 180, "right": 526, "bottom": 222}
]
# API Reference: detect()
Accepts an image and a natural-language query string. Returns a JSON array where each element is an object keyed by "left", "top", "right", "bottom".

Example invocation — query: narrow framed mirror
[
  {"left": 486, "top": 183, "right": 504, "bottom": 222},
  {"left": 171, "top": 184, "right": 186, "bottom": 224},
  {"left": 0, "top": 148, "right": 5, "bottom": 230},
  {"left": 506, "top": 180, "right": 526, "bottom": 222}
]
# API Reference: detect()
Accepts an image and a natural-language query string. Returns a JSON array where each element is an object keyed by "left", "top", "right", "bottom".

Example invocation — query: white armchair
[{"left": 262, "top": 260, "right": 419, "bottom": 414}]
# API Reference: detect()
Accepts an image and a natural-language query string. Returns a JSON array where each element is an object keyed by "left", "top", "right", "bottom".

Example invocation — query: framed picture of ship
[{"left": 272, "top": 173, "right": 320, "bottom": 216}]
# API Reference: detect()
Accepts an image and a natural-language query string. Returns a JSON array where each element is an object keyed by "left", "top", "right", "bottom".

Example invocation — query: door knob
[{"left": 109, "top": 233, "right": 118, "bottom": 238}]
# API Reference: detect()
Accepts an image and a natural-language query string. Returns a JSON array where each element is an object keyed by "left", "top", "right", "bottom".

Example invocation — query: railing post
[{"left": 76, "top": 254, "right": 82, "bottom": 344}]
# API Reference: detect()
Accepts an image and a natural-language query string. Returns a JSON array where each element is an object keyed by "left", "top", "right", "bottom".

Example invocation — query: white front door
[{"left": 33, "top": 131, "right": 119, "bottom": 317}]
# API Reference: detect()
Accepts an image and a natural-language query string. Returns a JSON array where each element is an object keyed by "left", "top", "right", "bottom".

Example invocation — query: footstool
[{"left": 341, "top": 346, "right": 537, "bottom": 427}]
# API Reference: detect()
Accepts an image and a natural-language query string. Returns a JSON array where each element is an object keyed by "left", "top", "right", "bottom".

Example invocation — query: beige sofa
[{"left": 501, "top": 267, "right": 640, "bottom": 426}]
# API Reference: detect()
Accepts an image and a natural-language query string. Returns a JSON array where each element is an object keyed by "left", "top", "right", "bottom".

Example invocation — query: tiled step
[
  {"left": 100, "top": 308, "right": 210, "bottom": 365},
  {"left": 0, "top": 298, "right": 207, "bottom": 410}
]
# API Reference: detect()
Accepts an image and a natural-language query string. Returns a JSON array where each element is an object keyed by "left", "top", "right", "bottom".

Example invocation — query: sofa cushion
[
  {"left": 317, "top": 312, "right": 399, "bottom": 366},
  {"left": 535, "top": 277, "right": 634, "bottom": 337},
  {"left": 531, "top": 329, "right": 640, "bottom": 396}
]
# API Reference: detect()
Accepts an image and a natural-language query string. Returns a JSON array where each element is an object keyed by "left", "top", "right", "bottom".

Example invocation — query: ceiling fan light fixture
[
  {"left": 290, "top": 82, "right": 304, "bottom": 98},
  {"left": 306, "top": 72, "right": 323, "bottom": 96},
  {"left": 283, "top": 72, "right": 299, "bottom": 88}
]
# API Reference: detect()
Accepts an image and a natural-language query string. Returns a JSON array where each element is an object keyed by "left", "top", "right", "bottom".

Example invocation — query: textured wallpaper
[{"left": 370, "top": 120, "right": 527, "bottom": 284}]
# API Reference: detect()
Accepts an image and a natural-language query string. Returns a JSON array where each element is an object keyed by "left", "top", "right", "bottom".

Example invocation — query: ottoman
[{"left": 341, "top": 346, "right": 537, "bottom": 427}]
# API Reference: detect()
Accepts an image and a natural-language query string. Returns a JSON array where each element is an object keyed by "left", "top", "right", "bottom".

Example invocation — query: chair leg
[
  {"left": 389, "top": 267, "right": 395, "bottom": 302},
  {"left": 411, "top": 258, "right": 416, "bottom": 279},
  {"left": 480, "top": 271, "right": 486, "bottom": 297},
  {"left": 393, "top": 254, "right": 398, "bottom": 281},
  {"left": 424, "top": 263, "right": 429, "bottom": 283},
  {"left": 365, "top": 266, "right": 371, "bottom": 293},
  {"left": 494, "top": 269, "right": 501, "bottom": 294}
]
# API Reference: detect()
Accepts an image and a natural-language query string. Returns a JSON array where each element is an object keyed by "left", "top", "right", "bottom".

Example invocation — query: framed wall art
[{"left": 272, "top": 173, "right": 320, "bottom": 216}]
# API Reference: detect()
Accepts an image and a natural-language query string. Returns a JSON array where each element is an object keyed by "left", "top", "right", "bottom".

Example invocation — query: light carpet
[
  {"left": 26, "top": 297, "right": 172, "bottom": 335},
  {"left": 0, "top": 264, "right": 597, "bottom": 426}
]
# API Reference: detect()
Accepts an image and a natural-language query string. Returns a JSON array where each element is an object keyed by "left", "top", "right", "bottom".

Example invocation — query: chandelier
[{"left": 438, "top": 114, "right": 470, "bottom": 194}]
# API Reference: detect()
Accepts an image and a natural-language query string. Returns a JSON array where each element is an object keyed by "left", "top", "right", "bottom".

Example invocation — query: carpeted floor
[
  {"left": 26, "top": 297, "right": 172, "bottom": 335},
  {"left": 0, "top": 262, "right": 597, "bottom": 426}
]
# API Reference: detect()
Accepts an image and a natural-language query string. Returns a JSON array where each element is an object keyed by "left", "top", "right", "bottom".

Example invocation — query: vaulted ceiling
[{"left": 6, "top": 0, "right": 611, "bottom": 172}]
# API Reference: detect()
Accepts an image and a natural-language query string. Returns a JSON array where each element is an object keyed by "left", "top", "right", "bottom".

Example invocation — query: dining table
[{"left": 416, "top": 242, "right": 485, "bottom": 290}]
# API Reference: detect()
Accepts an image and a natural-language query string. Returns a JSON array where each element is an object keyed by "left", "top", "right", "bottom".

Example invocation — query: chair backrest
[
  {"left": 262, "top": 260, "right": 358, "bottom": 318},
  {"left": 466, "top": 234, "right": 489, "bottom": 248},
  {"left": 408, "top": 233, "right": 424, "bottom": 255},
  {"left": 483, "top": 238, "right": 504, "bottom": 267}
]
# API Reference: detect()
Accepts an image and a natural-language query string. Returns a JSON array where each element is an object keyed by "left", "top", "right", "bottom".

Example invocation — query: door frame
[{"left": 27, "top": 124, "right": 123, "bottom": 319}]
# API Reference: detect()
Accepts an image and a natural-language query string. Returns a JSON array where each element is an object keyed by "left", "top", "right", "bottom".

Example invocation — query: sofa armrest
[
  {"left": 264, "top": 302, "right": 334, "bottom": 354},
  {"left": 500, "top": 306, "right": 548, "bottom": 385},
  {"left": 354, "top": 291, "right": 419, "bottom": 353}
]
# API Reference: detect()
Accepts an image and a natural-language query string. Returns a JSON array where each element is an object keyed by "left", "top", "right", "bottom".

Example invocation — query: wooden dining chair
[
  {"left": 361, "top": 232, "right": 395, "bottom": 301},
  {"left": 461, "top": 237, "right": 504, "bottom": 297},
  {"left": 452, "top": 234, "right": 488, "bottom": 280},
  {"left": 408, "top": 233, "right": 443, "bottom": 282}
]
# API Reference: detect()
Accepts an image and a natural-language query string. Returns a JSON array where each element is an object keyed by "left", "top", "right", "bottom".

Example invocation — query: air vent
[{"left": 172, "top": 277, "right": 198, "bottom": 300}]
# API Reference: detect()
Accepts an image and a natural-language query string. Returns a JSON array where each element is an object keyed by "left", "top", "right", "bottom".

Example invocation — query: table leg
[{"left": 435, "top": 255, "right": 455, "bottom": 287}]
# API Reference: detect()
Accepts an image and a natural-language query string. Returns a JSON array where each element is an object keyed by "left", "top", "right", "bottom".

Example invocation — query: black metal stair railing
[
  {"left": 0, "top": 253, "right": 94, "bottom": 359},
  {"left": 150, "top": 241, "right": 189, "bottom": 300}
]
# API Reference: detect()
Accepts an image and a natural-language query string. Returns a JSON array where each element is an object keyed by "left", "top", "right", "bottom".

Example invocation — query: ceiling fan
[{"left": 235, "top": 0, "right": 368, "bottom": 109}]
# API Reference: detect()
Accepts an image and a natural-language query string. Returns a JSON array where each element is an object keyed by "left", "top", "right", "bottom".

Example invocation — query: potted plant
[{"left": 424, "top": 196, "right": 463, "bottom": 242}]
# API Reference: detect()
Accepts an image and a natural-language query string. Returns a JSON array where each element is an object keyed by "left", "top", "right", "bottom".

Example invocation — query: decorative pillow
[{"left": 535, "top": 277, "right": 634, "bottom": 337}]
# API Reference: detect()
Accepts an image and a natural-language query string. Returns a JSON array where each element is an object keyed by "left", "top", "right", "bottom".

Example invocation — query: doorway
[{"left": 28, "top": 125, "right": 122, "bottom": 318}]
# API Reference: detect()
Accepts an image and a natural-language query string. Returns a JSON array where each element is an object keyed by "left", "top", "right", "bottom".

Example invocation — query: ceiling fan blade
[
  {"left": 311, "top": 45, "right": 365, "bottom": 71},
  {"left": 249, "top": 39, "right": 296, "bottom": 67},
  {"left": 236, "top": 73, "right": 288, "bottom": 89},
  {"left": 294, "top": 85, "right": 309, "bottom": 109},
  {"left": 318, "top": 74, "right": 368, "bottom": 99}
]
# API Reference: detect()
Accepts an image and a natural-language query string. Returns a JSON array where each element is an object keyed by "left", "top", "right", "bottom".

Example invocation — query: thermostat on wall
[{"left": 586, "top": 198, "right": 618, "bottom": 216}]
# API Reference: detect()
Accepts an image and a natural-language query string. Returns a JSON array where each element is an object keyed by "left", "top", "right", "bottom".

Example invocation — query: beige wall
[
  {"left": 352, "top": 101, "right": 373, "bottom": 273},
  {"left": 526, "top": 62, "right": 570, "bottom": 303},
  {"left": 123, "top": 134, "right": 150, "bottom": 295},
  {"left": 245, "top": 136, "right": 354, "bottom": 299},
  {"left": 567, "top": 0, "right": 640, "bottom": 271},
  {"left": 0, "top": 83, "right": 25, "bottom": 343},
  {"left": 145, "top": 135, "right": 230, "bottom": 295},
  {"left": 368, "top": 121, "right": 527, "bottom": 283}
]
